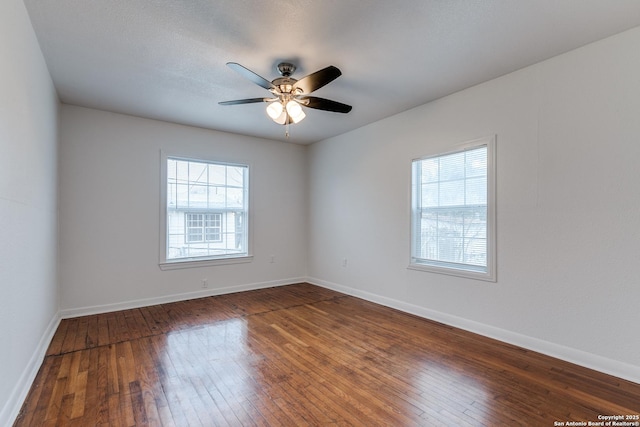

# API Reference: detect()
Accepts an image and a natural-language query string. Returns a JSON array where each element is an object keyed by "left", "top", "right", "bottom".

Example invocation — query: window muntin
[
  {"left": 410, "top": 137, "right": 495, "bottom": 281},
  {"left": 162, "top": 156, "right": 249, "bottom": 265}
]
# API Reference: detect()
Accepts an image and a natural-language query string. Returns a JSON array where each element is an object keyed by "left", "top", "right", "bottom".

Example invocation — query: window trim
[
  {"left": 408, "top": 135, "right": 496, "bottom": 282},
  {"left": 159, "top": 151, "right": 253, "bottom": 270}
]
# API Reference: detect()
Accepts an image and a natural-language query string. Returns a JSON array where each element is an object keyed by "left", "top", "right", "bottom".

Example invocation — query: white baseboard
[
  {"left": 307, "top": 276, "right": 640, "bottom": 385},
  {"left": 60, "top": 277, "right": 307, "bottom": 318},
  {"left": 0, "top": 312, "right": 61, "bottom": 427}
]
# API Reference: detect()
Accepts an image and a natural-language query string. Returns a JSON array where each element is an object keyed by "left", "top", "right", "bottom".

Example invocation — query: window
[
  {"left": 185, "top": 213, "right": 222, "bottom": 243},
  {"left": 160, "top": 155, "right": 251, "bottom": 269},
  {"left": 410, "top": 136, "right": 496, "bottom": 281}
]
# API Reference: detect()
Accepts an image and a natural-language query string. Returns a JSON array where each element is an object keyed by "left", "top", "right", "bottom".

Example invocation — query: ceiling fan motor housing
[
  {"left": 277, "top": 62, "right": 296, "bottom": 77},
  {"left": 273, "top": 63, "right": 299, "bottom": 94}
]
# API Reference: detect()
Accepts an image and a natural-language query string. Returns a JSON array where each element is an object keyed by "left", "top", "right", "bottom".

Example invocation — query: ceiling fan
[{"left": 219, "top": 62, "right": 352, "bottom": 127}]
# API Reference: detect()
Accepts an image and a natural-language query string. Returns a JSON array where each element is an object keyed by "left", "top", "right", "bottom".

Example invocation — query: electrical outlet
[{"left": 202, "top": 279, "right": 208, "bottom": 288}]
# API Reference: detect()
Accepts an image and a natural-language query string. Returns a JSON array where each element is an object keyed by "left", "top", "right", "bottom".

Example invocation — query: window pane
[
  {"left": 167, "top": 182, "right": 176, "bottom": 208},
  {"left": 437, "top": 233, "right": 463, "bottom": 263},
  {"left": 189, "top": 184, "right": 207, "bottom": 208},
  {"left": 208, "top": 164, "right": 226, "bottom": 186},
  {"left": 421, "top": 158, "right": 439, "bottom": 183},
  {"left": 208, "top": 185, "right": 225, "bottom": 208},
  {"left": 176, "top": 160, "right": 189, "bottom": 185},
  {"left": 419, "top": 210, "right": 438, "bottom": 260},
  {"left": 227, "top": 166, "right": 245, "bottom": 187},
  {"left": 464, "top": 238, "right": 486, "bottom": 266},
  {"left": 439, "top": 180, "right": 465, "bottom": 206},
  {"left": 421, "top": 183, "right": 439, "bottom": 208},
  {"left": 466, "top": 146, "right": 487, "bottom": 178},
  {"left": 175, "top": 184, "right": 189, "bottom": 208},
  {"left": 463, "top": 206, "right": 487, "bottom": 239},
  {"left": 439, "top": 152, "right": 465, "bottom": 181},
  {"left": 167, "top": 159, "right": 177, "bottom": 180},
  {"left": 465, "top": 177, "right": 487, "bottom": 205},
  {"left": 166, "top": 158, "right": 249, "bottom": 261},
  {"left": 188, "top": 162, "right": 207, "bottom": 184},
  {"left": 226, "top": 187, "right": 244, "bottom": 208}
]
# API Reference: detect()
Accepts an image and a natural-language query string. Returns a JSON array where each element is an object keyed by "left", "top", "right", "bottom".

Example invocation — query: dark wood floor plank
[
  {"left": 140, "top": 304, "right": 171, "bottom": 335},
  {"left": 82, "top": 315, "right": 98, "bottom": 352},
  {"left": 81, "top": 347, "right": 102, "bottom": 424},
  {"left": 45, "top": 319, "right": 68, "bottom": 356},
  {"left": 43, "top": 355, "right": 70, "bottom": 422},
  {"left": 114, "top": 311, "right": 132, "bottom": 343},
  {"left": 130, "top": 337, "right": 167, "bottom": 426},
  {"left": 95, "top": 315, "right": 109, "bottom": 348},
  {"left": 59, "top": 319, "right": 79, "bottom": 355},
  {"left": 124, "top": 309, "right": 151, "bottom": 341},
  {"left": 114, "top": 342, "right": 136, "bottom": 427},
  {"left": 15, "top": 283, "right": 640, "bottom": 426},
  {"left": 72, "top": 316, "right": 89, "bottom": 353},
  {"left": 105, "top": 312, "right": 119, "bottom": 346},
  {"left": 188, "top": 297, "right": 237, "bottom": 327}
]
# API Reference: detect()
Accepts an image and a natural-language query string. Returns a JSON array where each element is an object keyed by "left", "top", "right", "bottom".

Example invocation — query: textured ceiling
[{"left": 24, "top": 0, "right": 640, "bottom": 144}]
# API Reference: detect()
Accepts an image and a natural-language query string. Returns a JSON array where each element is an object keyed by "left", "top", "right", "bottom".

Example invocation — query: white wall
[
  {"left": 0, "top": 0, "right": 60, "bottom": 424},
  {"left": 59, "top": 106, "right": 308, "bottom": 313},
  {"left": 308, "top": 26, "right": 640, "bottom": 382}
]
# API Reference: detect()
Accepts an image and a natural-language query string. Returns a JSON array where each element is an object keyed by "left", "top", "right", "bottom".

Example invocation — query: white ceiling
[{"left": 24, "top": 0, "right": 640, "bottom": 144}]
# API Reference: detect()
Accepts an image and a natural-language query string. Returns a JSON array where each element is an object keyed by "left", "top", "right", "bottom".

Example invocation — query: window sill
[
  {"left": 159, "top": 255, "right": 253, "bottom": 270},
  {"left": 407, "top": 262, "right": 496, "bottom": 282}
]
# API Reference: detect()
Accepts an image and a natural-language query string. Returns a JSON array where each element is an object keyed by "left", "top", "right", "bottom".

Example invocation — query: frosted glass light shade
[
  {"left": 285, "top": 100, "right": 306, "bottom": 123},
  {"left": 266, "top": 101, "right": 288, "bottom": 124},
  {"left": 266, "top": 101, "right": 284, "bottom": 119}
]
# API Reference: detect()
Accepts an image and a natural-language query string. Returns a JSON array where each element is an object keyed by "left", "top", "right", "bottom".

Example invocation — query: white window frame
[
  {"left": 409, "top": 136, "right": 496, "bottom": 282},
  {"left": 159, "top": 152, "right": 253, "bottom": 270}
]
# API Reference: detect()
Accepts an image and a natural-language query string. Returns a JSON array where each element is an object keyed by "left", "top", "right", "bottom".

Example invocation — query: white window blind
[{"left": 410, "top": 137, "right": 496, "bottom": 281}]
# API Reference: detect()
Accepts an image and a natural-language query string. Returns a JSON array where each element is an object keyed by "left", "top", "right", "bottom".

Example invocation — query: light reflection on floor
[
  {"left": 160, "top": 318, "right": 261, "bottom": 410},
  {"left": 412, "top": 360, "right": 491, "bottom": 425},
  {"left": 156, "top": 306, "right": 493, "bottom": 425}
]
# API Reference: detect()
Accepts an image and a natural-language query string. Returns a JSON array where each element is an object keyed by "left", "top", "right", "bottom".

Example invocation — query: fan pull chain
[{"left": 285, "top": 121, "right": 290, "bottom": 139}]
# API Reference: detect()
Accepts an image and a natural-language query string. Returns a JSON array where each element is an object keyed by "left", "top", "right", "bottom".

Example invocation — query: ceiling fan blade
[
  {"left": 226, "top": 62, "right": 276, "bottom": 91},
  {"left": 219, "top": 97, "right": 272, "bottom": 106},
  {"left": 293, "top": 66, "right": 342, "bottom": 94},
  {"left": 298, "top": 96, "right": 352, "bottom": 113}
]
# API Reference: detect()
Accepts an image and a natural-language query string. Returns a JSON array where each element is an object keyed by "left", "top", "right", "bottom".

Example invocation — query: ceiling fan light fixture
[
  {"left": 222, "top": 61, "right": 351, "bottom": 133},
  {"left": 286, "top": 100, "right": 306, "bottom": 124},
  {"left": 266, "top": 101, "right": 283, "bottom": 120}
]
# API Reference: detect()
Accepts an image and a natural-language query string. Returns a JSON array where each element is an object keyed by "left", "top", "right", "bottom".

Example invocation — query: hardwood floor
[{"left": 14, "top": 283, "right": 640, "bottom": 426}]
